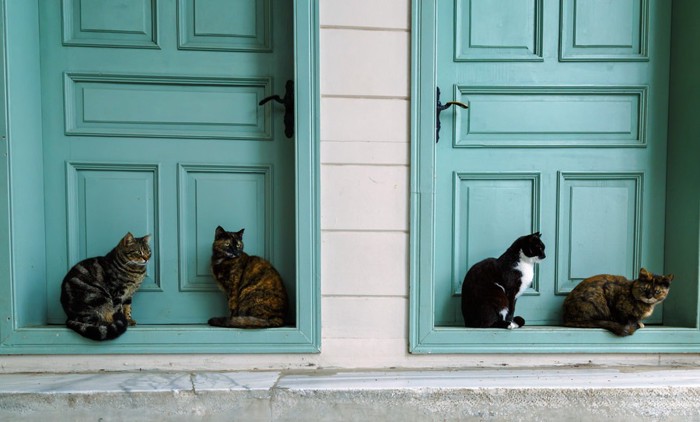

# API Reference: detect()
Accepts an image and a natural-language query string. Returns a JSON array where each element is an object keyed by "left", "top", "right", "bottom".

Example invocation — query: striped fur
[
  {"left": 60, "top": 233, "right": 151, "bottom": 341},
  {"left": 209, "top": 226, "right": 288, "bottom": 328}
]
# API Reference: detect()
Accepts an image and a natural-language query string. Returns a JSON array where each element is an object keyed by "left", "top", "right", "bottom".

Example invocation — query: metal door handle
[
  {"left": 436, "top": 87, "right": 468, "bottom": 143},
  {"left": 259, "top": 80, "right": 294, "bottom": 138}
]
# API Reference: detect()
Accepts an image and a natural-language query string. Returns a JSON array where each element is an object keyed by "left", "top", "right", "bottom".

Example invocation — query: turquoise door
[
  {"left": 41, "top": 0, "right": 295, "bottom": 325},
  {"left": 434, "top": 0, "right": 670, "bottom": 326}
]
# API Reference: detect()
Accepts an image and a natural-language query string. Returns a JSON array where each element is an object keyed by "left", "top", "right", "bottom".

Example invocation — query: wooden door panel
[
  {"left": 178, "top": 165, "right": 270, "bottom": 293},
  {"left": 62, "top": 0, "right": 158, "bottom": 48},
  {"left": 47, "top": 163, "right": 162, "bottom": 323},
  {"left": 68, "top": 163, "right": 161, "bottom": 291},
  {"left": 178, "top": 0, "right": 271, "bottom": 51},
  {"left": 556, "top": 173, "right": 642, "bottom": 295},
  {"left": 454, "top": 0, "right": 543, "bottom": 61},
  {"left": 65, "top": 74, "right": 272, "bottom": 139},
  {"left": 436, "top": 173, "right": 540, "bottom": 325},
  {"left": 560, "top": 0, "right": 648, "bottom": 61},
  {"left": 453, "top": 86, "right": 646, "bottom": 147}
]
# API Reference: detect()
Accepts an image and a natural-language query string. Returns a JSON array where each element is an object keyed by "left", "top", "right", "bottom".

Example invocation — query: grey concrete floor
[{"left": 1, "top": 367, "right": 700, "bottom": 421}]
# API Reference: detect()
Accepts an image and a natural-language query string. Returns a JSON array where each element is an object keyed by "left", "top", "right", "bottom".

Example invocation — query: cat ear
[
  {"left": 532, "top": 232, "right": 541, "bottom": 237},
  {"left": 215, "top": 226, "right": 226, "bottom": 237},
  {"left": 658, "top": 274, "right": 673, "bottom": 288},
  {"left": 121, "top": 232, "right": 135, "bottom": 246},
  {"left": 639, "top": 267, "right": 652, "bottom": 279},
  {"left": 236, "top": 228, "right": 245, "bottom": 237},
  {"left": 141, "top": 234, "right": 151, "bottom": 244}
]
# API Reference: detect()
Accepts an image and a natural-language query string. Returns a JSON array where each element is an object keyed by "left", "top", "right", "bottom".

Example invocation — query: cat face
[
  {"left": 632, "top": 268, "right": 673, "bottom": 304},
  {"left": 520, "top": 232, "right": 546, "bottom": 261},
  {"left": 213, "top": 226, "right": 245, "bottom": 258},
  {"left": 118, "top": 232, "right": 151, "bottom": 266}
]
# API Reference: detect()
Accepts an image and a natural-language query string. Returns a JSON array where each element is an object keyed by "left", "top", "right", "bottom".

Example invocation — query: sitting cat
[
  {"left": 60, "top": 232, "right": 151, "bottom": 341},
  {"left": 461, "top": 232, "right": 546, "bottom": 329},
  {"left": 209, "top": 226, "right": 288, "bottom": 328},
  {"left": 563, "top": 268, "right": 673, "bottom": 336}
]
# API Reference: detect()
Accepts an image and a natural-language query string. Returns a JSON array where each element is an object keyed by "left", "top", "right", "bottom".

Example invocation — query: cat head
[
  {"left": 632, "top": 267, "right": 673, "bottom": 304},
  {"left": 117, "top": 232, "right": 151, "bottom": 266},
  {"left": 213, "top": 226, "right": 245, "bottom": 259},
  {"left": 518, "top": 232, "right": 546, "bottom": 261}
]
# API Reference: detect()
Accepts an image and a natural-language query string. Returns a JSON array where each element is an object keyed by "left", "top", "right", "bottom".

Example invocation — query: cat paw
[
  {"left": 208, "top": 317, "right": 228, "bottom": 327},
  {"left": 617, "top": 324, "right": 636, "bottom": 336},
  {"left": 127, "top": 319, "right": 137, "bottom": 326},
  {"left": 507, "top": 322, "right": 519, "bottom": 329},
  {"left": 637, "top": 321, "right": 645, "bottom": 329}
]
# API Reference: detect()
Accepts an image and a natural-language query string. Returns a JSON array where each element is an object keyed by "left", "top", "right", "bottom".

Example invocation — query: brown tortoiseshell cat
[
  {"left": 209, "top": 226, "right": 288, "bottom": 328},
  {"left": 563, "top": 268, "right": 673, "bottom": 336},
  {"left": 60, "top": 233, "right": 151, "bottom": 341}
]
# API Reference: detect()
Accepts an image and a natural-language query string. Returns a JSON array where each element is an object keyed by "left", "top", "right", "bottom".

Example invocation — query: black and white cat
[{"left": 460, "top": 232, "right": 546, "bottom": 329}]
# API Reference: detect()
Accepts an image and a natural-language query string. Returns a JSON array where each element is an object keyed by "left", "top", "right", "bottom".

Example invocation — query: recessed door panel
[
  {"left": 178, "top": 165, "right": 270, "bottom": 292},
  {"left": 178, "top": 0, "right": 271, "bottom": 51},
  {"left": 65, "top": 74, "right": 272, "bottom": 139},
  {"left": 556, "top": 173, "right": 642, "bottom": 295},
  {"left": 454, "top": 0, "right": 543, "bottom": 61},
  {"left": 62, "top": 0, "right": 159, "bottom": 48},
  {"left": 560, "top": 0, "right": 648, "bottom": 61}
]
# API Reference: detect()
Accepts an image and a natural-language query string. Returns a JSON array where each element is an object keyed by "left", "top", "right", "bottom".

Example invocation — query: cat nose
[{"left": 540, "top": 252, "right": 546, "bottom": 259}]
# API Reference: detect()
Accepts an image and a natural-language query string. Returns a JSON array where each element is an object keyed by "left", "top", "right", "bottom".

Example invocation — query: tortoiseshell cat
[
  {"left": 60, "top": 233, "right": 151, "bottom": 341},
  {"left": 461, "top": 232, "right": 546, "bottom": 329},
  {"left": 563, "top": 268, "right": 673, "bottom": 336},
  {"left": 209, "top": 226, "right": 288, "bottom": 328}
]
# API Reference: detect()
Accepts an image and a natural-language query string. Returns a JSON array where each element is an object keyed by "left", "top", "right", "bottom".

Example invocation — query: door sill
[{"left": 1, "top": 325, "right": 317, "bottom": 354}]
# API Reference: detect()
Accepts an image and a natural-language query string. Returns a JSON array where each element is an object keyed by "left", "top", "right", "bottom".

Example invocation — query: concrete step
[{"left": 2, "top": 367, "right": 700, "bottom": 421}]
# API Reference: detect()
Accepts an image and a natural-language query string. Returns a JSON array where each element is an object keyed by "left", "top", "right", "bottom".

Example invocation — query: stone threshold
[{"left": 2, "top": 367, "right": 700, "bottom": 421}]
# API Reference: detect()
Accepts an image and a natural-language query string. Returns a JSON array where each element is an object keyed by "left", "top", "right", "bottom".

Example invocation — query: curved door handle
[
  {"left": 436, "top": 87, "right": 468, "bottom": 143},
  {"left": 259, "top": 80, "right": 294, "bottom": 139}
]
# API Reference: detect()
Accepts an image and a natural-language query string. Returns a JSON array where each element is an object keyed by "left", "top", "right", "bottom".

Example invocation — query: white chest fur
[{"left": 514, "top": 250, "right": 538, "bottom": 299}]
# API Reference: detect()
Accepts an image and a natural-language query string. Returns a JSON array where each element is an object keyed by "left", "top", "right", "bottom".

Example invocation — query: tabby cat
[
  {"left": 209, "top": 226, "right": 288, "bottom": 328},
  {"left": 60, "top": 232, "right": 151, "bottom": 341},
  {"left": 461, "top": 232, "right": 546, "bottom": 329},
  {"left": 563, "top": 268, "right": 673, "bottom": 336}
]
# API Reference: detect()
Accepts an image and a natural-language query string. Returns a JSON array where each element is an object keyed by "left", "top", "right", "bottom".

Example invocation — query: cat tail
[
  {"left": 208, "top": 316, "right": 285, "bottom": 328},
  {"left": 66, "top": 312, "right": 128, "bottom": 341},
  {"left": 513, "top": 316, "right": 525, "bottom": 327},
  {"left": 563, "top": 320, "right": 634, "bottom": 336}
]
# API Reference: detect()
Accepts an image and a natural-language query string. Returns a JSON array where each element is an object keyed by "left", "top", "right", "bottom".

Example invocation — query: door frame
[
  {"left": 0, "top": 0, "right": 320, "bottom": 354},
  {"left": 409, "top": 0, "right": 700, "bottom": 353}
]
